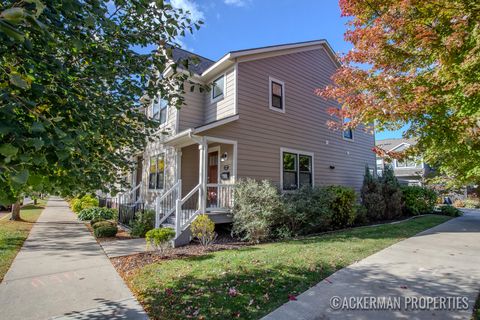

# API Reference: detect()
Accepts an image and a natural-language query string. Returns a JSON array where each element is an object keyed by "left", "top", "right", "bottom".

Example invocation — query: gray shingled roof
[
  {"left": 172, "top": 47, "right": 215, "bottom": 75},
  {"left": 376, "top": 137, "right": 417, "bottom": 150}
]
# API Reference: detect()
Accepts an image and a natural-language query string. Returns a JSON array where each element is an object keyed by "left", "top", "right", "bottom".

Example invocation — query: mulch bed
[{"left": 111, "top": 241, "right": 248, "bottom": 278}]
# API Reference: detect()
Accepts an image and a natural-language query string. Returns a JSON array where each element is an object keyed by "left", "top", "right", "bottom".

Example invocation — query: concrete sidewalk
[
  {"left": 0, "top": 198, "right": 147, "bottom": 320},
  {"left": 264, "top": 210, "right": 480, "bottom": 320}
]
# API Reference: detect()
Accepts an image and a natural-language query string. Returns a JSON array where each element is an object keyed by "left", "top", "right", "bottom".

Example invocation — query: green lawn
[
  {"left": 128, "top": 215, "right": 451, "bottom": 320},
  {"left": 0, "top": 200, "right": 46, "bottom": 282}
]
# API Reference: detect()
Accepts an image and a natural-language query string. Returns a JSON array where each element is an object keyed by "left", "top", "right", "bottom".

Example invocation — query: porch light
[{"left": 221, "top": 152, "right": 228, "bottom": 162}]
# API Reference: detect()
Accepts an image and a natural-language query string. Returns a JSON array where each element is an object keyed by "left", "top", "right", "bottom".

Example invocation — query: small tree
[
  {"left": 145, "top": 228, "right": 176, "bottom": 257},
  {"left": 361, "top": 166, "right": 386, "bottom": 221},
  {"left": 381, "top": 166, "right": 403, "bottom": 219},
  {"left": 190, "top": 214, "right": 217, "bottom": 248}
]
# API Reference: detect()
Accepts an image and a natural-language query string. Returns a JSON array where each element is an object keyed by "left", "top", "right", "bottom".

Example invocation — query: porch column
[
  {"left": 198, "top": 139, "right": 207, "bottom": 213},
  {"left": 175, "top": 148, "right": 182, "bottom": 183}
]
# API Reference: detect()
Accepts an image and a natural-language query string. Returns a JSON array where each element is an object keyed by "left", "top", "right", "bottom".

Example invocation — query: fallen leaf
[{"left": 288, "top": 294, "right": 297, "bottom": 301}]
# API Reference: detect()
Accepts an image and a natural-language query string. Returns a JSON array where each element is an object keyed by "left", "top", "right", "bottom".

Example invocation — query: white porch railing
[
  {"left": 155, "top": 180, "right": 181, "bottom": 228},
  {"left": 119, "top": 182, "right": 143, "bottom": 204},
  {"left": 206, "top": 183, "right": 235, "bottom": 210},
  {"left": 155, "top": 181, "right": 235, "bottom": 241}
]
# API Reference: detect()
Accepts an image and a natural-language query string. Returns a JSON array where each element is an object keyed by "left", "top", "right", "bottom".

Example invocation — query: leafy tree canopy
[
  {"left": 318, "top": 0, "right": 480, "bottom": 187},
  {"left": 0, "top": 0, "right": 202, "bottom": 205}
]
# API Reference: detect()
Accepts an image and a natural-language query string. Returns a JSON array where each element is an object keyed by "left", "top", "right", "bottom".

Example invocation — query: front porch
[{"left": 155, "top": 134, "right": 237, "bottom": 246}]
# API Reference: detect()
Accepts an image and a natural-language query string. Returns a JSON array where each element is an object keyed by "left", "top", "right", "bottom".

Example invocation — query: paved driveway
[
  {"left": 0, "top": 198, "right": 147, "bottom": 320},
  {"left": 264, "top": 209, "right": 480, "bottom": 320}
]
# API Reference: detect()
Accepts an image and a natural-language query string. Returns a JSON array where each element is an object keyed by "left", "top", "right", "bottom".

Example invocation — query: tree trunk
[
  {"left": 33, "top": 198, "right": 37, "bottom": 205},
  {"left": 10, "top": 200, "right": 21, "bottom": 221}
]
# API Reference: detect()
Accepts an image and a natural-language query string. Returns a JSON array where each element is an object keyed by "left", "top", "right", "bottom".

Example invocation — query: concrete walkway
[
  {"left": 264, "top": 210, "right": 480, "bottom": 320},
  {"left": 0, "top": 198, "right": 147, "bottom": 320},
  {"left": 100, "top": 238, "right": 148, "bottom": 258}
]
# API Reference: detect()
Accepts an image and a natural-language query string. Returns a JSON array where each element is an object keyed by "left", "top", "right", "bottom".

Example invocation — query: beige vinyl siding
[
  {"left": 199, "top": 47, "right": 376, "bottom": 192},
  {"left": 204, "top": 67, "right": 236, "bottom": 124},
  {"left": 180, "top": 144, "right": 199, "bottom": 198},
  {"left": 178, "top": 86, "right": 206, "bottom": 131}
]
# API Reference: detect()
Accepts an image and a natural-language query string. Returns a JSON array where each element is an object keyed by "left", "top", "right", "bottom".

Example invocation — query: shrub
[
  {"left": 94, "top": 224, "right": 118, "bottom": 238},
  {"left": 465, "top": 198, "right": 480, "bottom": 209},
  {"left": 453, "top": 199, "right": 465, "bottom": 208},
  {"left": 232, "top": 179, "right": 283, "bottom": 242},
  {"left": 90, "top": 216, "right": 106, "bottom": 226},
  {"left": 380, "top": 166, "right": 403, "bottom": 219},
  {"left": 354, "top": 204, "right": 368, "bottom": 225},
  {"left": 146, "top": 228, "right": 176, "bottom": 256},
  {"left": 71, "top": 195, "right": 99, "bottom": 213},
  {"left": 361, "top": 166, "right": 385, "bottom": 221},
  {"left": 190, "top": 214, "right": 217, "bottom": 248},
  {"left": 131, "top": 209, "right": 156, "bottom": 237},
  {"left": 325, "top": 185, "right": 357, "bottom": 229},
  {"left": 78, "top": 207, "right": 116, "bottom": 221},
  {"left": 279, "top": 186, "right": 319, "bottom": 237},
  {"left": 439, "top": 205, "right": 463, "bottom": 217},
  {"left": 92, "top": 220, "right": 116, "bottom": 230},
  {"left": 401, "top": 186, "right": 437, "bottom": 215}
]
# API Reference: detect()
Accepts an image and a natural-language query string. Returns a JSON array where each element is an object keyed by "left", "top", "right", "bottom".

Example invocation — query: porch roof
[{"left": 164, "top": 114, "right": 239, "bottom": 147}]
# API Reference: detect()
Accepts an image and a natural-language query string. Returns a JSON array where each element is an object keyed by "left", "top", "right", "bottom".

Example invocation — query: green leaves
[
  {"left": 9, "top": 72, "right": 30, "bottom": 89},
  {"left": 0, "top": 8, "right": 26, "bottom": 25},
  {"left": 0, "top": 0, "right": 202, "bottom": 204},
  {"left": 0, "top": 144, "right": 18, "bottom": 157},
  {"left": 11, "top": 170, "right": 29, "bottom": 186}
]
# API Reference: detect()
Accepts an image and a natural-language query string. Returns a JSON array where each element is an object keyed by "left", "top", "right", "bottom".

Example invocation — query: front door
[{"left": 207, "top": 151, "right": 218, "bottom": 208}]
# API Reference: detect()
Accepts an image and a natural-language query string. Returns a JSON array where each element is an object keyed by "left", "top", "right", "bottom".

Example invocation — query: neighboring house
[
  {"left": 121, "top": 40, "right": 376, "bottom": 246},
  {"left": 376, "top": 138, "right": 433, "bottom": 186}
]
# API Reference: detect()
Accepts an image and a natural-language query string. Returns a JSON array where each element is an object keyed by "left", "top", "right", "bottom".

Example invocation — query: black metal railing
[{"left": 118, "top": 202, "right": 144, "bottom": 227}]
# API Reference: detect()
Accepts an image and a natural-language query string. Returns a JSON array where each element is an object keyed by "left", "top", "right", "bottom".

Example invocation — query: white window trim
[
  {"left": 269, "top": 76, "right": 286, "bottom": 113},
  {"left": 342, "top": 117, "right": 354, "bottom": 141},
  {"left": 151, "top": 97, "right": 169, "bottom": 130},
  {"left": 211, "top": 73, "right": 226, "bottom": 104},
  {"left": 394, "top": 159, "right": 419, "bottom": 169},
  {"left": 280, "top": 147, "right": 315, "bottom": 191},
  {"left": 148, "top": 153, "right": 166, "bottom": 191}
]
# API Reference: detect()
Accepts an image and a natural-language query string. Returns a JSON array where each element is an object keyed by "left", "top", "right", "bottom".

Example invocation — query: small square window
[{"left": 212, "top": 75, "right": 225, "bottom": 100}]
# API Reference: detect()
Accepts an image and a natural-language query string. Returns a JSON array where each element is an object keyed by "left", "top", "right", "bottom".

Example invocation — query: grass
[
  {"left": 127, "top": 215, "right": 451, "bottom": 320},
  {"left": 0, "top": 200, "right": 46, "bottom": 282}
]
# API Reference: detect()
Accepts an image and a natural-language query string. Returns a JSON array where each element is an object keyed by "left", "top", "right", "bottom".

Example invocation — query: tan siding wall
[
  {"left": 181, "top": 144, "right": 199, "bottom": 198},
  {"left": 178, "top": 86, "right": 205, "bottom": 131},
  {"left": 204, "top": 67, "right": 236, "bottom": 124},
  {"left": 200, "top": 47, "right": 376, "bottom": 192}
]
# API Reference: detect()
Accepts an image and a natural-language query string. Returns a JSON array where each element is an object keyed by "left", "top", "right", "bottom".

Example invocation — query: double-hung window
[
  {"left": 282, "top": 150, "right": 313, "bottom": 190},
  {"left": 211, "top": 75, "right": 225, "bottom": 101},
  {"left": 148, "top": 154, "right": 165, "bottom": 190},
  {"left": 269, "top": 77, "right": 285, "bottom": 112},
  {"left": 152, "top": 97, "right": 168, "bottom": 125}
]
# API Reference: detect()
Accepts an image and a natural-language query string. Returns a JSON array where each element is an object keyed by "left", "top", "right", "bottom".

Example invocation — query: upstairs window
[
  {"left": 395, "top": 157, "right": 418, "bottom": 168},
  {"left": 282, "top": 149, "right": 313, "bottom": 190},
  {"left": 148, "top": 154, "right": 165, "bottom": 190},
  {"left": 269, "top": 77, "right": 285, "bottom": 112},
  {"left": 211, "top": 75, "right": 225, "bottom": 101},
  {"left": 343, "top": 117, "right": 354, "bottom": 140},
  {"left": 152, "top": 97, "right": 168, "bottom": 125}
]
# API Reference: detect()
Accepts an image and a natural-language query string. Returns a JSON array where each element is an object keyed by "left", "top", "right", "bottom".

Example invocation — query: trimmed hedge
[
  {"left": 94, "top": 224, "right": 118, "bottom": 238},
  {"left": 401, "top": 186, "right": 437, "bottom": 215}
]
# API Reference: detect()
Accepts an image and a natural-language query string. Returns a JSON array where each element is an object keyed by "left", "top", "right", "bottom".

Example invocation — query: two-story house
[
  {"left": 376, "top": 138, "right": 433, "bottom": 186},
  {"left": 121, "top": 40, "right": 376, "bottom": 246}
]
